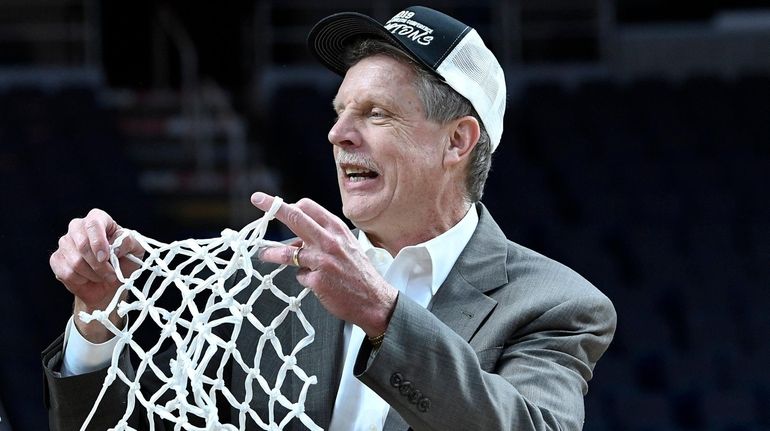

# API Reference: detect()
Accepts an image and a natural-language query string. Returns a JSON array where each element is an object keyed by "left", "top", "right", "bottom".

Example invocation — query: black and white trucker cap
[{"left": 308, "top": 5, "right": 506, "bottom": 151}]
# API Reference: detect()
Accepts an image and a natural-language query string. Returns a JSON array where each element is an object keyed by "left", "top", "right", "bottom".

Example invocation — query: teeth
[{"left": 345, "top": 167, "right": 372, "bottom": 175}]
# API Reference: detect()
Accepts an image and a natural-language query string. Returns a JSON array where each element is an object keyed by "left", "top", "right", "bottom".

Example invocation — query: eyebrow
[
  {"left": 331, "top": 97, "right": 343, "bottom": 113},
  {"left": 332, "top": 92, "right": 400, "bottom": 115}
]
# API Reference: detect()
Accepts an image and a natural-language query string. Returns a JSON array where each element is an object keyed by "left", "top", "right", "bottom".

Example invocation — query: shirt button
[{"left": 369, "top": 425, "right": 377, "bottom": 431}]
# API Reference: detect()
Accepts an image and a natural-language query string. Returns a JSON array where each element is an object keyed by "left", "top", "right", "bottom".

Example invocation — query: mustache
[{"left": 335, "top": 150, "right": 380, "bottom": 173}]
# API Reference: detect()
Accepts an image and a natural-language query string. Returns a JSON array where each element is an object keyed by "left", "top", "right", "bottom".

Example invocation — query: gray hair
[{"left": 342, "top": 38, "right": 493, "bottom": 203}]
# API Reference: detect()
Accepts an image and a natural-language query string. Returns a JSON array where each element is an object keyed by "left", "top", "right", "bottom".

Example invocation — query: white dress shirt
[{"left": 61, "top": 206, "right": 480, "bottom": 431}]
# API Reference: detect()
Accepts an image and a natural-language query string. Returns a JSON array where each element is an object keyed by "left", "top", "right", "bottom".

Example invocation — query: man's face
[{"left": 328, "top": 54, "right": 453, "bottom": 242}]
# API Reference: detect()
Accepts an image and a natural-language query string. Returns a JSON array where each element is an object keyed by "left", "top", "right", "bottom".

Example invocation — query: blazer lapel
[{"left": 429, "top": 203, "right": 509, "bottom": 343}]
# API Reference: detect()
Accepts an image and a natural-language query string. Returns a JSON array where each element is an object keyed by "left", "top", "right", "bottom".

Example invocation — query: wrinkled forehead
[{"left": 333, "top": 54, "right": 421, "bottom": 110}]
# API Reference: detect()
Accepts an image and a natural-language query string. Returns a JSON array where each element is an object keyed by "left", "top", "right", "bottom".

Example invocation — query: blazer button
[
  {"left": 398, "top": 381, "right": 413, "bottom": 396},
  {"left": 417, "top": 397, "right": 431, "bottom": 413},
  {"left": 408, "top": 389, "right": 422, "bottom": 404},
  {"left": 390, "top": 372, "right": 403, "bottom": 388}
]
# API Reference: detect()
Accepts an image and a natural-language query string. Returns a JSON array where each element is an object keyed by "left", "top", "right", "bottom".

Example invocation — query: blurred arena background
[{"left": 0, "top": 0, "right": 768, "bottom": 429}]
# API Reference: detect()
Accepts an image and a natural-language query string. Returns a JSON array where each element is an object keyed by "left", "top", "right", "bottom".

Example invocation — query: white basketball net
[{"left": 77, "top": 197, "right": 322, "bottom": 431}]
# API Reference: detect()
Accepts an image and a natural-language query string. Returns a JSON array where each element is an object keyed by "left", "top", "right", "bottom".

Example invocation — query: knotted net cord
[{"left": 78, "top": 197, "right": 323, "bottom": 431}]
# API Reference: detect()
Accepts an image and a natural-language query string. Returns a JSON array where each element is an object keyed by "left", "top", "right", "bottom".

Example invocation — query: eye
[{"left": 369, "top": 108, "right": 386, "bottom": 119}]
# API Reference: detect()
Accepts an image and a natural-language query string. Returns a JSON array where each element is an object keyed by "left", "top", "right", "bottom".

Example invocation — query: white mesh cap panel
[{"left": 436, "top": 29, "right": 506, "bottom": 151}]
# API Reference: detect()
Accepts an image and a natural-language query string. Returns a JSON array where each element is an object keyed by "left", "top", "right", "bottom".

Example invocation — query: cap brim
[{"left": 307, "top": 12, "right": 437, "bottom": 77}]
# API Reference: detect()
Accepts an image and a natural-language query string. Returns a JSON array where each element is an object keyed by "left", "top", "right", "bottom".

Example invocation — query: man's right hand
[{"left": 49, "top": 209, "right": 143, "bottom": 343}]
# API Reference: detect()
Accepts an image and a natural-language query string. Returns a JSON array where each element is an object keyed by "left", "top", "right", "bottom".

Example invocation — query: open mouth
[{"left": 343, "top": 166, "right": 379, "bottom": 182}]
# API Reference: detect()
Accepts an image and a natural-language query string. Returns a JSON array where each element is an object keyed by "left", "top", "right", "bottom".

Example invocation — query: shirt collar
[{"left": 357, "top": 205, "right": 479, "bottom": 296}]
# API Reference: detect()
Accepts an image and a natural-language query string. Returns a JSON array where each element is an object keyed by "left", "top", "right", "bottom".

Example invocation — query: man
[{"left": 43, "top": 6, "right": 616, "bottom": 430}]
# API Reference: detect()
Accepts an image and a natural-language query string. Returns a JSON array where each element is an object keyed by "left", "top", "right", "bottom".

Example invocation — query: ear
[{"left": 443, "top": 116, "right": 480, "bottom": 167}]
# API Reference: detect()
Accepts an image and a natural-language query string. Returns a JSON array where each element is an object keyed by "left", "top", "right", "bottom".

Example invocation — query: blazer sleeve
[
  {"left": 42, "top": 332, "right": 191, "bottom": 430},
  {"left": 354, "top": 288, "right": 617, "bottom": 431},
  {"left": 42, "top": 334, "right": 145, "bottom": 431}
]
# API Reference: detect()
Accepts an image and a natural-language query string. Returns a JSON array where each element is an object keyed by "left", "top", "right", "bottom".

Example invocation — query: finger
[
  {"left": 61, "top": 234, "right": 115, "bottom": 283},
  {"left": 70, "top": 256, "right": 106, "bottom": 283},
  {"left": 84, "top": 208, "right": 119, "bottom": 263},
  {"left": 50, "top": 251, "right": 91, "bottom": 285},
  {"left": 251, "top": 192, "right": 324, "bottom": 242},
  {"left": 259, "top": 244, "right": 308, "bottom": 268},
  {"left": 68, "top": 224, "right": 117, "bottom": 283},
  {"left": 294, "top": 198, "right": 350, "bottom": 234},
  {"left": 295, "top": 266, "right": 315, "bottom": 288}
]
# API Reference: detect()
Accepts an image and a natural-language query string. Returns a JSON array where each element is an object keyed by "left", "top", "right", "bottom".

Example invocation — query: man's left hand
[{"left": 251, "top": 192, "right": 397, "bottom": 337}]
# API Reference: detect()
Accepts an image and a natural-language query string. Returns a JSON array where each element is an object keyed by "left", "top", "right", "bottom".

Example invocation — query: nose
[{"left": 328, "top": 111, "right": 360, "bottom": 149}]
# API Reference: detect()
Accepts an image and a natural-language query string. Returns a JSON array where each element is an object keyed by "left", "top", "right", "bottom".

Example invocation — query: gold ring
[{"left": 292, "top": 245, "right": 304, "bottom": 267}]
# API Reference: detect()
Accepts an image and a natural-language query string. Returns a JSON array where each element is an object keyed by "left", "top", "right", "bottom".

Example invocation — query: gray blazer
[{"left": 42, "top": 204, "right": 616, "bottom": 430}]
